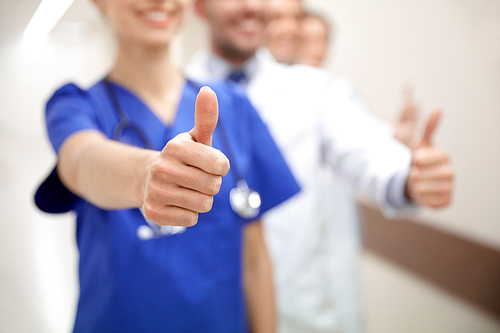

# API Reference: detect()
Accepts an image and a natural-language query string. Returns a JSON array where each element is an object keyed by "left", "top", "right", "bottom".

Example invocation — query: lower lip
[
  {"left": 238, "top": 24, "right": 262, "bottom": 37},
  {"left": 138, "top": 13, "right": 173, "bottom": 28}
]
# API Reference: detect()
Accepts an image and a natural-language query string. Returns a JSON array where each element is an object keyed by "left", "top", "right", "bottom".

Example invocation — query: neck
[
  {"left": 108, "top": 39, "right": 184, "bottom": 123},
  {"left": 109, "top": 40, "right": 181, "bottom": 98}
]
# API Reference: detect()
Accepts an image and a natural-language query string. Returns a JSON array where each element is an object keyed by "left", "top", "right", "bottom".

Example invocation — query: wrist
[{"left": 135, "top": 150, "right": 158, "bottom": 207}]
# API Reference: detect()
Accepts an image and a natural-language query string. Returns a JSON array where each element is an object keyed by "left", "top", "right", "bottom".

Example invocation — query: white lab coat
[{"left": 186, "top": 49, "right": 415, "bottom": 333}]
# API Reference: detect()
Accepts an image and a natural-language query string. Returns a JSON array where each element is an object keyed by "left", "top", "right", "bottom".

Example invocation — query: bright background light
[{"left": 23, "top": 0, "right": 75, "bottom": 44}]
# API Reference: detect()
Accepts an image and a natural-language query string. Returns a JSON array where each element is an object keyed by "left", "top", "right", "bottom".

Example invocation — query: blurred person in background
[
  {"left": 296, "top": 12, "right": 329, "bottom": 68},
  {"left": 186, "top": 0, "right": 454, "bottom": 332},
  {"left": 293, "top": 10, "right": 418, "bottom": 148},
  {"left": 263, "top": 0, "right": 302, "bottom": 64},
  {"left": 34, "top": 0, "right": 301, "bottom": 331}
]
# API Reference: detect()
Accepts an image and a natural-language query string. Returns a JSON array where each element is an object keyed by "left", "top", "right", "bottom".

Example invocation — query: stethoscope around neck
[{"left": 102, "top": 78, "right": 261, "bottom": 240}]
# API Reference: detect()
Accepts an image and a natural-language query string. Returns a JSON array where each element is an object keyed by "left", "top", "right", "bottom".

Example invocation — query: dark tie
[{"left": 227, "top": 71, "right": 247, "bottom": 84}]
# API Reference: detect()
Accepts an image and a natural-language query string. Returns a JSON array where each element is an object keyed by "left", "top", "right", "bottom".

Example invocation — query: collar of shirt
[{"left": 205, "top": 50, "right": 263, "bottom": 85}]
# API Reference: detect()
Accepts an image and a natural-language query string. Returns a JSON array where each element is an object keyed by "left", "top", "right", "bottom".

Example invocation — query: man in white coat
[{"left": 185, "top": 1, "right": 454, "bottom": 332}]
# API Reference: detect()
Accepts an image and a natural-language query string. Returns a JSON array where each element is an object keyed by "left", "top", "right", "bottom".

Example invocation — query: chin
[
  {"left": 238, "top": 44, "right": 260, "bottom": 58},
  {"left": 239, "top": 38, "right": 263, "bottom": 54},
  {"left": 271, "top": 47, "right": 296, "bottom": 64},
  {"left": 138, "top": 30, "right": 176, "bottom": 47}
]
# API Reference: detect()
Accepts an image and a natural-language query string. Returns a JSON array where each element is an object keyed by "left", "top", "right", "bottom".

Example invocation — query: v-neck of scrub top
[{"left": 105, "top": 79, "right": 192, "bottom": 151}]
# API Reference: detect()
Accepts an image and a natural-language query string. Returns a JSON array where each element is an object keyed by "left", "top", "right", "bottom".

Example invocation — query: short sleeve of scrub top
[{"left": 36, "top": 79, "right": 300, "bottom": 333}]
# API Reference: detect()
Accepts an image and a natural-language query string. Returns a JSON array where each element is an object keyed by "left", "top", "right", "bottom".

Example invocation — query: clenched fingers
[
  {"left": 143, "top": 203, "right": 199, "bottom": 227},
  {"left": 142, "top": 132, "right": 230, "bottom": 227},
  {"left": 164, "top": 133, "right": 230, "bottom": 176},
  {"left": 412, "top": 147, "right": 449, "bottom": 168}
]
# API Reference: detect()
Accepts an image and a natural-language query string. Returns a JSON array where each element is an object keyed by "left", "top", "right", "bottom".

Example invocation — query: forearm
[
  {"left": 244, "top": 222, "right": 277, "bottom": 333},
  {"left": 58, "top": 131, "right": 158, "bottom": 209}
]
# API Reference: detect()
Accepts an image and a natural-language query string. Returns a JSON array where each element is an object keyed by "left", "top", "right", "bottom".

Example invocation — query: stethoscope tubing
[
  {"left": 103, "top": 78, "right": 155, "bottom": 149},
  {"left": 102, "top": 78, "right": 261, "bottom": 239}
]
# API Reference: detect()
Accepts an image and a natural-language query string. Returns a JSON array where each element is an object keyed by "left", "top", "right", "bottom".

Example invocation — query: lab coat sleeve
[{"left": 319, "top": 78, "right": 418, "bottom": 217}]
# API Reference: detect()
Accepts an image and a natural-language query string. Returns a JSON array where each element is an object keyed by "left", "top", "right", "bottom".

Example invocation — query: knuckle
[
  {"left": 151, "top": 160, "right": 180, "bottom": 184},
  {"left": 443, "top": 167, "right": 454, "bottom": 179},
  {"left": 149, "top": 160, "right": 162, "bottom": 177},
  {"left": 409, "top": 169, "right": 420, "bottom": 182},
  {"left": 412, "top": 149, "right": 425, "bottom": 162},
  {"left": 210, "top": 150, "right": 229, "bottom": 174},
  {"left": 150, "top": 160, "right": 172, "bottom": 180},
  {"left": 412, "top": 158, "right": 424, "bottom": 169},
  {"left": 146, "top": 181, "right": 161, "bottom": 197},
  {"left": 164, "top": 137, "right": 185, "bottom": 157},
  {"left": 146, "top": 182, "right": 174, "bottom": 204},
  {"left": 142, "top": 203, "right": 162, "bottom": 225},
  {"left": 142, "top": 203, "right": 152, "bottom": 218}
]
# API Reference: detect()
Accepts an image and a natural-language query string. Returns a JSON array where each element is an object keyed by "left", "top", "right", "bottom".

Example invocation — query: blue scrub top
[{"left": 39, "top": 79, "right": 300, "bottom": 333}]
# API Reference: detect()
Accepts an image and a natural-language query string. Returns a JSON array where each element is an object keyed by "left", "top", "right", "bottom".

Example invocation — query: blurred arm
[
  {"left": 321, "top": 82, "right": 453, "bottom": 212},
  {"left": 321, "top": 79, "right": 415, "bottom": 215},
  {"left": 244, "top": 221, "right": 277, "bottom": 333}
]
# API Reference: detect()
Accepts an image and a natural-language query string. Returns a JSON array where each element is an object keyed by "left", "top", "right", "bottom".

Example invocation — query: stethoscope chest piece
[{"left": 230, "top": 180, "right": 261, "bottom": 219}]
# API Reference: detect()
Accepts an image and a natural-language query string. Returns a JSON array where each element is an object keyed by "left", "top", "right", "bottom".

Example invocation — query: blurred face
[
  {"left": 296, "top": 16, "right": 328, "bottom": 67},
  {"left": 196, "top": 0, "right": 267, "bottom": 64},
  {"left": 265, "top": 0, "right": 303, "bottom": 64},
  {"left": 93, "top": 0, "right": 190, "bottom": 47}
]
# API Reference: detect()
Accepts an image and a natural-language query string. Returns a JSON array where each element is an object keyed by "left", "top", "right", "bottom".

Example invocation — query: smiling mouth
[
  {"left": 146, "top": 11, "right": 168, "bottom": 21},
  {"left": 238, "top": 18, "right": 263, "bottom": 33},
  {"left": 139, "top": 10, "right": 173, "bottom": 27}
]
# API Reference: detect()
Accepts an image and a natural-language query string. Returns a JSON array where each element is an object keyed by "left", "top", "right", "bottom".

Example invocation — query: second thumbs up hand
[
  {"left": 406, "top": 109, "right": 454, "bottom": 208},
  {"left": 142, "top": 87, "right": 230, "bottom": 227}
]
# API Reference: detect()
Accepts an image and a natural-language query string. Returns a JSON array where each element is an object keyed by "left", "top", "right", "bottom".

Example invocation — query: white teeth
[
  {"left": 241, "top": 19, "right": 259, "bottom": 30},
  {"left": 145, "top": 11, "right": 168, "bottom": 21}
]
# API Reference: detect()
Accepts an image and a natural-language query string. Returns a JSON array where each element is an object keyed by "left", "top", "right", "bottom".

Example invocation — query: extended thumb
[
  {"left": 417, "top": 108, "right": 441, "bottom": 148},
  {"left": 190, "top": 86, "right": 219, "bottom": 146}
]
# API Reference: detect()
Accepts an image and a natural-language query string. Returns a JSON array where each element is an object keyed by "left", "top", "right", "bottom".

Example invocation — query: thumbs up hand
[
  {"left": 142, "top": 87, "right": 230, "bottom": 227},
  {"left": 405, "top": 109, "right": 454, "bottom": 208}
]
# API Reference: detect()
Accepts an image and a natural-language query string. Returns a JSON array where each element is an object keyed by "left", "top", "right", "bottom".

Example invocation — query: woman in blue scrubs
[{"left": 35, "top": 0, "right": 299, "bottom": 332}]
